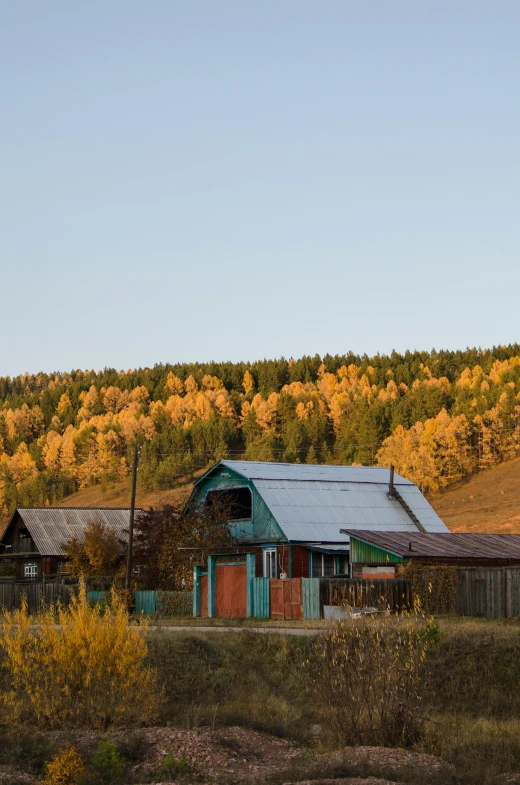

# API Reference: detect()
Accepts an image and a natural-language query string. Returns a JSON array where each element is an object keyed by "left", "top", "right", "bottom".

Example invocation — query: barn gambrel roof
[{"left": 196, "top": 461, "right": 449, "bottom": 543}]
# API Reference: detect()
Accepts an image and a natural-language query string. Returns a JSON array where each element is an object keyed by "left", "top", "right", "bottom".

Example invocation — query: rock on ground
[
  {"left": 315, "top": 746, "right": 454, "bottom": 783},
  {"left": 283, "top": 779, "right": 401, "bottom": 785}
]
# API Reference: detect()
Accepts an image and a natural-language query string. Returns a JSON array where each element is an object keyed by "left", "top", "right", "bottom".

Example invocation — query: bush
[
  {"left": 402, "top": 563, "right": 459, "bottom": 615},
  {"left": 157, "top": 591, "right": 193, "bottom": 617},
  {"left": 0, "top": 734, "right": 59, "bottom": 775},
  {"left": 309, "top": 615, "right": 431, "bottom": 747},
  {"left": 160, "top": 751, "right": 189, "bottom": 778},
  {"left": 42, "top": 746, "right": 85, "bottom": 785},
  {"left": 90, "top": 741, "right": 122, "bottom": 783},
  {"left": 0, "top": 582, "right": 161, "bottom": 728}
]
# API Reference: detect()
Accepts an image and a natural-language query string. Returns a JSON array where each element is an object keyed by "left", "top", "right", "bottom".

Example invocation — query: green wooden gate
[{"left": 302, "top": 578, "right": 320, "bottom": 619}]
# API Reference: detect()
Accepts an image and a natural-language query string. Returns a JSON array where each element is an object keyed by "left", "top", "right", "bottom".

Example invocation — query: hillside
[
  {"left": 50, "top": 457, "right": 520, "bottom": 536},
  {"left": 2, "top": 346, "right": 520, "bottom": 523},
  {"left": 431, "top": 456, "right": 520, "bottom": 533},
  {"left": 55, "top": 475, "right": 196, "bottom": 511}
]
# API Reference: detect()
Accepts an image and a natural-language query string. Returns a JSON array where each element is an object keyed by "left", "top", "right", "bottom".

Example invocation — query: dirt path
[{"left": 147, "top": 624, "right": 322, "bottom": 635}]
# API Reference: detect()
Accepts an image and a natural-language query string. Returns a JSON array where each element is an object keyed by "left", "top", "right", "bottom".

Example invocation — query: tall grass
[{"left": 145, "top": 619, "right": 520, "bottom": 783}]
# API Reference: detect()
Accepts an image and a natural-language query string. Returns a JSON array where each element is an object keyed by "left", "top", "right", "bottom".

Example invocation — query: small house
[{"left": 0, "top": 507, "right": 141, "bottom": 579}]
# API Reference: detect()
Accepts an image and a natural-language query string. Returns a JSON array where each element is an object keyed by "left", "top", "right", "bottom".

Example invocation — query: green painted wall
[
  {"left": 350, "top": 538, "right": 406, "bottom": 565},
  {"left": 189, "top": 467, "right": 285, "bottom": 543}
]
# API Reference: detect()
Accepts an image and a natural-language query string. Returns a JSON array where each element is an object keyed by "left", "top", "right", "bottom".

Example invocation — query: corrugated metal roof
[
  {"left": 220, "top": 461, "right": 413, "bottom": 485},
  {"left": 253, "top": 479, "right": 448, "bottom": 542},
  {"left": 306, "top": 544, "right": 351, "bottom": 553},
  {"left": 345, "top": 531, "right": 520, "bottom": 561},
  {"left": 11, "top": 508, "right": 143, "bottom": 557}
]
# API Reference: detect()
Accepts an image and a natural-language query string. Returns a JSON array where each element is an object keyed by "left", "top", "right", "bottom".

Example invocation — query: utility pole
[{"left": 125, "top": 441, "right": 140, "bottom": 591}]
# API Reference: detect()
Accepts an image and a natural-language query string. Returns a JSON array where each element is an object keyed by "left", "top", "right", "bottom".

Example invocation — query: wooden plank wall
[
  {"left": 456, "top": 567, "right": 520, "bottom": 619},
  {"left": 323, "top": 570, "right": 520, "bottom": 619}
]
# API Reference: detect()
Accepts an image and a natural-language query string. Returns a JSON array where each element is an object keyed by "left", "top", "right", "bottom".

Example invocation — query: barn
[{"left": 188, "top": 460, "right": 449, "bottom": 618}]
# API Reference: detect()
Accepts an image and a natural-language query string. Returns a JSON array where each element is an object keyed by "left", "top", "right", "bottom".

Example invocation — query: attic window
[{"left": 205, "top": 487, "right": 252, "bottom": 521}]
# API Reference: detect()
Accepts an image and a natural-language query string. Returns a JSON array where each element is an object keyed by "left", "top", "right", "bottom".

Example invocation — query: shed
[{"left": 344, "top": 530, "right": 520, "bottom": 578}]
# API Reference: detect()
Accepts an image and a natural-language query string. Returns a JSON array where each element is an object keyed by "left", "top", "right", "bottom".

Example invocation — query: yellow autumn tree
[{"left": 0, "top": 582, "right": 160, "bottom": 728}]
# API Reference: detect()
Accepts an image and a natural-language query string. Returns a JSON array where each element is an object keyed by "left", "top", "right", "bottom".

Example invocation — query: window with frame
[
  {"left": 310, "top": 552, "right": 348, "bottom": 577},
  {"left": 263, "top": 548, "right": 277, "bottom": 579},
  {"left": 323, "top": 554, "right": 335, "bottom": 576},
  {"left": 24, "top": 562, "right": 38, "bottom": 578}
]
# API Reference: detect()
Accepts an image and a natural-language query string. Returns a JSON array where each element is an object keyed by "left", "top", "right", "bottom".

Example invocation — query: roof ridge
[{"left": 17, "top": 506, "right": 143, "bottom": 511}]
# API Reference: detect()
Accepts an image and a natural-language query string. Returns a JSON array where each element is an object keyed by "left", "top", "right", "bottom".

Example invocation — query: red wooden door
[
  {"left": 216, "top": 564, "right": 247, "bottom": 617},
  {"left": 284, "top": 579, "right": 303, "bottom": 620},
  {"left": 200, "top": 575, "right": 208, "bottom": 617},
  {"left": 270, "top": 579, "right": 303, "bottom": 619}
]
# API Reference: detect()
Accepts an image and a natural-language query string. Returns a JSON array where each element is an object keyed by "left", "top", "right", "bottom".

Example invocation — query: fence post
[
  {"left": 246, "top": 553, "right": 256, "bottom": 618},
  {"left": 193, "top": 566, "right": 202, "bottom": 617},
  {"left": 207, "top": 556, "right": 216, "bottom": 618}
]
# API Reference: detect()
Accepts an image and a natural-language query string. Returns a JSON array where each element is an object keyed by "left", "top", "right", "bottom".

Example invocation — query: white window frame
[
  {"left": 263, "top": 548, "right": 277, "bottom": 579},
  {"left": 24, "top": 562, "right": 38, "bottom": 578}
]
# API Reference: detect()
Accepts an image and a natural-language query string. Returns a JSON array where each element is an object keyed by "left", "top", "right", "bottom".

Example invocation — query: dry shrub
[
  {"left": 157, "top": 590, "right": 193, "bottom": 617},
  {"left": 0, "top": 582, "right": 160, "bottom": 729},
  {"left": 310, "top": 615, "right": 431, "bottom": 747},
  {"left": 401, "top": 563, "right": 459, "bottom": 615},
  {"left": 42, "top": 745, "right": 85, "bottom": 785}
]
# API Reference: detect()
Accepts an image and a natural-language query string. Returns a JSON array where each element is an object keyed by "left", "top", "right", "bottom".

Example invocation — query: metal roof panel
[
  {"left": 252, "top": 479, "right": 447, "bottom": 542},
  {"left": 12, "top": 508, "right": 143, "bottom": 557},
  {"left": 221, "top": 461, "right": 412, "bottom": 484},
  {"left": 345, "top": 531, "right": 520, "bottom": 561}
]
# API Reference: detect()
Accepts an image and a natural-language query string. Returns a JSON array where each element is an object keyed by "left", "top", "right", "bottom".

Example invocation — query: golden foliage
[
  {"left": 64, "top": 521, "right": 122, "bottom": 579},
  {"left": 42, "top": 746, "right": 85, "bottom": 785},
  {"left": 401, "top": 562, "right": 459, "bottom": 615},
  {"left": 3, "top": 352, "right": 520, "bottom": 514},
  {"left": 0, "top": 582, "right": 160, "bottom": 728}
]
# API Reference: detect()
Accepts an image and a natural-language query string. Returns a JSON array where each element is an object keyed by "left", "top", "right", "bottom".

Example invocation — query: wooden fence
[
  {"left": 0, "top": 582, "right": 76, "bottom": 614},
  {"left": 5, "top": 570, "right": 520, "bottom": 620},
  {"left": 320, "top": 577, "right": 413, "bottom": 613},
  {"left": 456, "top": 567, "right": 520, "bottom": 619},
  {"left": 0, "top": 583, "right": 193, "bottom": 617},
  {"left": 322, "top": 569, "right": 520, "bottom": 620}
]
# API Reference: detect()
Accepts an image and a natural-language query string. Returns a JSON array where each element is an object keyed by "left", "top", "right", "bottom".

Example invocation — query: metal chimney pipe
[{"left": 389, "top": 465, "right": 395, "bottom": 497}]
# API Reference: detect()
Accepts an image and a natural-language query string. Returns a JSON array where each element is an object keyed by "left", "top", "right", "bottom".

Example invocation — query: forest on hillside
[{"left": 1, "top": 345, "right": 520, "bottom": 520}]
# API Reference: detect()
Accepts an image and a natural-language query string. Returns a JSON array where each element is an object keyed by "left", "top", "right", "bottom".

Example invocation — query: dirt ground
[{"left": 0, "top": 726, "right": 454, "bottom": 785}]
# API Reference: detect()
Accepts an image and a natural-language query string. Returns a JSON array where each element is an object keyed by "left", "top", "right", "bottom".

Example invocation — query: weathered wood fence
[
  {"left": 320, "top": 577, "right": 413, "bottom": 613},
  {"left": 322, "top": 569, "right": 520, "bottom": 619},
  {"left": 0, "top": 582, "right": 75, "bottom": 614},
  {"left": 456, "top": 567, "right": 520, "bottom": 619},
  {"left": 0, "top": 583, "right": 193, "bottom": 616},
  {"left": 5, "top": 570, "right": 520, "bottom": 620}
]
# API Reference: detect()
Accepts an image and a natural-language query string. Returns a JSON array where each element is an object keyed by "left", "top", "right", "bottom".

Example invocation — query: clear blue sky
[{"left": 2, "top": 1, "right": 519, "bottom": 377}]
